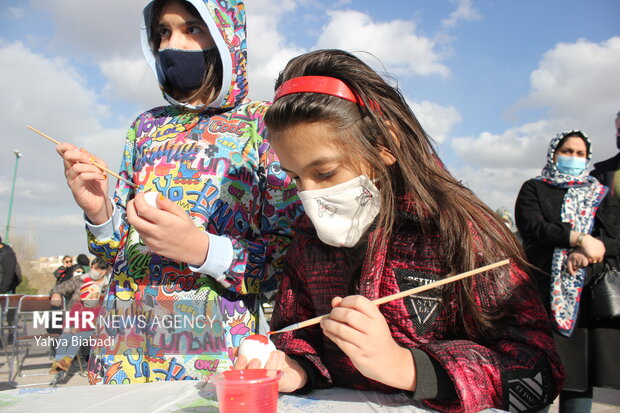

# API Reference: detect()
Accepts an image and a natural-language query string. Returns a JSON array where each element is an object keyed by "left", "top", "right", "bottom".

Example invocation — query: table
[
  {"left": 0, "top": 381, "right": 422, "bottom": 412},
  {"left": 0, "top": 381, "right": 507, "bottom": 412}
]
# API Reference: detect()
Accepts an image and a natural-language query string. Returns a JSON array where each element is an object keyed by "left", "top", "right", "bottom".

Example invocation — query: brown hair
[
  {"left": 265, "top": 49, "right": 529, "bottom": 336},
  {"left": 148, "top": 0, "right": 223, "bottom": 106},
  {"left": 91, "top": 257, "right": 110, "bottom": 271}
]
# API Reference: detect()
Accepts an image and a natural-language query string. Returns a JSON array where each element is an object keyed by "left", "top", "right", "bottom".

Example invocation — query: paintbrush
[
  {"left": 27, "top": 125, "right": 139, "bottom": 189},
  {"left": 267, "top": 259, "right": 511, "bottom": 335}
]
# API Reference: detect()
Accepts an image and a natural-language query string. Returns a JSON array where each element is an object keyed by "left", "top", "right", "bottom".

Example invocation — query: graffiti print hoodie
[{"left": 85, "top": 0, "right": 300, "bottom": 384}]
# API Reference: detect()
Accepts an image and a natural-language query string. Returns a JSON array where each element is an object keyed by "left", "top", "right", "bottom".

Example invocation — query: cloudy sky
[{"left": 0, "top": 0, "right": 619, "bottom": 258}]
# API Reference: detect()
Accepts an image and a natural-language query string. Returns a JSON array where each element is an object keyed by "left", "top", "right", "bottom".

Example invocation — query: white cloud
[
  {"left": 0, "top": 40, "right": 126, "bottom": 255},
  {"left": 29, "top": 0, "right": 144, "bottom": 61},
  {"left": 519, "top": 37, "right": 620, "bottom": 114},
  {"left": 441, "top": 0, "right": 481, "bottom": 28},
  {"left": 245, "top": 0, "right": 306, "bottom": 101},
  {"left": 511, "top": 37, "right": 620, "bottom": 161},
  {"left": 100, "top": 56, "right": 164, "bottom": 110},
  {"left": 451, "top": 120, "right": 559, "bottom": 168},
  {"left": 315, "top": 10, "right": 449, "bottom": 77},
  {"left": 22, "top": 212, "right": 86, "bottom": 229},
  {"left": 454, "top": 37, "right": 620, "bottom": 171},
  {"left": 449, "top": 36, "right": 620, "bottom": 218},
  {"left": 452, "top": 166, "right": 539, "bottom": 213},
  {"left": 0, "top": 40, "right": 114, "bottom": 163},
  {"left": 409, "top": 100, "right": 462, "bottom": 144},
  {"left": 4, "top": 175, "right": 62, "bottom": 202}
]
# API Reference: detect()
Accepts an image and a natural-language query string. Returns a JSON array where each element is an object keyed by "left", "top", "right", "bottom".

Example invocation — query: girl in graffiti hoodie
[{"left": 57, "top": 0, "right": 300, "bottom": 384}]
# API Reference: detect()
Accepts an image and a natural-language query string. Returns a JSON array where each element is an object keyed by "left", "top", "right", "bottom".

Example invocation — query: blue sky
[{"left": 0, "top": 0, "right": 619, "bottom": 258}]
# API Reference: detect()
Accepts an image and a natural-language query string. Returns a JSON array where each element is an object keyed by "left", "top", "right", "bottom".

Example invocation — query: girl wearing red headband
[{"left": 235, "top": 49, "right": 564, "bottom": 412}]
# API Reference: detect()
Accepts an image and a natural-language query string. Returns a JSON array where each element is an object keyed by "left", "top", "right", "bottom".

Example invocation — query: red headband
[{"left": 273, "top": 76, "right": 364, "bottom": 106}]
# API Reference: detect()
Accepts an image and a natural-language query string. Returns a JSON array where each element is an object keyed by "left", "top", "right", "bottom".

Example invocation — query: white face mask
[
  {"left": 299, "top": 175, "right": 381, "bottom": 248},
  {"left": 89, "top": 268, "right": 107, "bottom": 281}
]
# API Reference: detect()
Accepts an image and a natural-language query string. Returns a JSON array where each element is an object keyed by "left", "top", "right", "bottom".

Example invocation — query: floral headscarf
[{"left": 535, "top": 130, "right": 608, "bottom": 337}]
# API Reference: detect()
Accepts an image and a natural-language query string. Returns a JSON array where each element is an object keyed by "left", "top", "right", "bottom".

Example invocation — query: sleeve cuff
[
  {"left": 84, "top": 198, "right": 122, "bottom": 240},
  {"left": 188, "top": 233, "right": 234, "bottom": 282},
  {"left": 410, "top": 348, "right": 457, "bottom": 401}
]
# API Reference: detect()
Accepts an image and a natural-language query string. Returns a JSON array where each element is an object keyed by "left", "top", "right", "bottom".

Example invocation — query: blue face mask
[
  {"left": 555, "top": 155, "right": 587, "bottom": 176},
  {"left": 158, "top": 47, "right": 217, "bottom": 93}
]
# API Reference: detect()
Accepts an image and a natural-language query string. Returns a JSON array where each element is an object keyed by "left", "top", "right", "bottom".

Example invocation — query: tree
[{"left": 10, "top": 232, "right": 55, "bottom": 294}]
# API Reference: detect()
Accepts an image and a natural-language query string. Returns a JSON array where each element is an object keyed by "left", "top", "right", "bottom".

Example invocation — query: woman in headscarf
[{"left": 515, "top": 130, "right": 620, "bottom": 412}]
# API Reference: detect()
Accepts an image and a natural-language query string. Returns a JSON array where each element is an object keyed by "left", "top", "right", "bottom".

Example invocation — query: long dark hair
[
  {"left": 265, "top": 49, "right": 529, "bottom": 336},
  {"left": 148, "top": 0, "right": 222, "bottom": 105}
]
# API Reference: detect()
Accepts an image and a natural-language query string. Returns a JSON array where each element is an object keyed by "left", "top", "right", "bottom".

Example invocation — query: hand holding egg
[{"left": 237, "top": 334, "right": 277, "bottom": 368}]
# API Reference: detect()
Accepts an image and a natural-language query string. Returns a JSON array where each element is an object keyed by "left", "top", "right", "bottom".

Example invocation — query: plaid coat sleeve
[
  {"left": 268, "top": 237, "right": 332, "bottom": 387},
  {"left": 418, "top": 262, "right": 564, "bottom": 412}
]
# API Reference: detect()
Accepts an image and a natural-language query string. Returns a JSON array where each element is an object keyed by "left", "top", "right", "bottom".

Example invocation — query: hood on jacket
[{"left": 141, "top": 0, "right": 248, "bottom": 111}]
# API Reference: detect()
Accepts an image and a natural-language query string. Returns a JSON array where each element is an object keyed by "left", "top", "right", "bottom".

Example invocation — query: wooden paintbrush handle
[
  {"left": 27, "top": 125, "right": 139, "bottom": 189},
  {"left": 269, "top": 259, "right": 511, "bottom": 335},
  {"left": 372, "top": 259, "right": 510, "bottom": 306}
]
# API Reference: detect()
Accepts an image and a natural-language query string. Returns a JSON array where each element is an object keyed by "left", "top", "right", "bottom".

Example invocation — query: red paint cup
[{"left": 213, "top": 369, "right": 282, "bottom": 413}]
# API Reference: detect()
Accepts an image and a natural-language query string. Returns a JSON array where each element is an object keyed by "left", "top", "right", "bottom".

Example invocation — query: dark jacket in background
[
  {"left": 0, "top": 242, "right": 22, "bottom": 293},
  {"left": 591, "top": 153, "right": 620, "bottom": 201},
  {"left": 515, "top": 178, "right": 620, "bottom": 391},
  {"left": 53, "top": 265, "right": 71, "bottom": 284}
]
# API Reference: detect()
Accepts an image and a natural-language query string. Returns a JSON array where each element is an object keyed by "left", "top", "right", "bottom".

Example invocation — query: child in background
[
  {"left": 56, "top": 0, "right": 299, "bottom": 384},
  {"left": 235, "top": 49, "right": 564, "bottom": 412},
  {"left": 50, "top": 258, "right": 110, "bottom": 375},
  {"left": 50, "top": 258, "right": 110, "bottom": 310}
]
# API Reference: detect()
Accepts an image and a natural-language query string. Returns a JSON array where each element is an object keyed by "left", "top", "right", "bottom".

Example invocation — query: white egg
[
  {"left": 143, "top": 192, "right": 159, "bottom": 209},
  {"left": 238, "top": 334, "right": 276, "bottom": 368}
]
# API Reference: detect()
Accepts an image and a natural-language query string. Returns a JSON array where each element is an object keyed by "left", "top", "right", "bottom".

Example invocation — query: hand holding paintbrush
[
  {"left": 27, "top": 125, "right": 138, "bottom": 225},
  {"left": 237, "top": 260, "right": 512, "bottom": 393},
  {"left": 268, "top": 259, "right": 510, "bottom": 335},
  {"left": 28, "top": 125, "right": 214, "bottom": 267},
  {"left": 28, "top": 126, "right": 138, "bottom": 189}
]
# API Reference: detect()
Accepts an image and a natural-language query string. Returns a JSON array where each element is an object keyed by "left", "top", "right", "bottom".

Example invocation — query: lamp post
[{"left": 4, "top": 149, "right": 23, "bottom": 243}]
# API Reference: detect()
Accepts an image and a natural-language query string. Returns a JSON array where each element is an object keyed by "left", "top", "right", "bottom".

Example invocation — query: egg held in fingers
[
  {"left": 238, "top": 334, "right": 277, "bottom": 368},
  {"left": 143, "top": 191, "right": 160, "bottom": 209}
]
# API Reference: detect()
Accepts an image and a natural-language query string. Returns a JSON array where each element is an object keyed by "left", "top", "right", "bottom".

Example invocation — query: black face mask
[{"left": 158, "top": 47, "right": 218, "bottom": 93}]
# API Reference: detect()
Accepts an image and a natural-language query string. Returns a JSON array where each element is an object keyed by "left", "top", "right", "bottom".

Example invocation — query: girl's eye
[
  {"left": 158, "top": 27, "right": 170, "bottom": 38},
  {"left": 188, "top": 25, "right": 204, "bottom": 35},
  {"left": 318, "top": 170, "right": 336, "bottom": 180}
]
